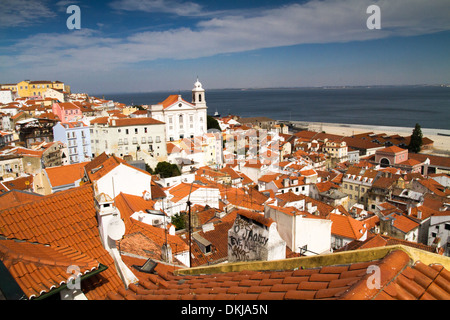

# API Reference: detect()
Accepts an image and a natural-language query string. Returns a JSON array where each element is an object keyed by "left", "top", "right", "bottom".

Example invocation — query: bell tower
[{"left": 192, "top": 77, "right": 206, "bottom": 108}]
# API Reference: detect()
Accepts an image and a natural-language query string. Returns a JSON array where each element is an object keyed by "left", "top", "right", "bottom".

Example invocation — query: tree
[
  {"left": 171, "top": 213, "right": 186, "bottom": 230},
  {"left": 207, "top": 115, "right": 221, "bottom": 131},
  {"left": 408, "top": 123, "right": 423, "bottom": 153},
  {"left": 154, "top": 161, "right": 181, "bottom": 178}
]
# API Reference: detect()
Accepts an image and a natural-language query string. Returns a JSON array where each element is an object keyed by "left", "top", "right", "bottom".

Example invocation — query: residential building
[
  {"left": 82, "top": 152, "right": 154, "bottom": 200},
  {"left": 264, "top": 204, "right": 332, "bottom": 256},
  {"left": 341, "top": 166, "right": 381, "bottom": 210},
  {"left": 375, "top": 145, "right": 408, "bottom": 167},
  {"left": 228, "top": 209, "right": 286, "bottom": 262},
  {"left": 163, "top": 182, "right": 220, "bottom": 216},
  {"left": 90, "top": 116, "right": 167, "bottom": 167},
  {"left": 428, "top": 212, "right": 450, "bottom": 256},
  {"left": 52, "top": 102, "right": 82, "bottom": 122},
  {"left": 148, "top": 78, "right": 208, "bottom": 141},
  {"left": 380, "top": 212, "right": 420, "bottom": 242},
  {"left": 43, "top": 88, "right": 68, "bottom": 102},
  {"left": 237, "top": 116, "right": 277, "bottom": 130},
  {"left": 6, "top": 80, "right": 70, "bottom": 98},
  {"left": 53, "top": 121, "right": 91, "bottom": 164},
  {"left": 323, "top": 139, "right": 348, "bottom": 162},
  {"left": 367, "top": 176, "right": 402, "bottom": 211},
  {"left": 0, "top": 131, "right": 14, "bottom": 148},
  {"left": 35, "top": 162, "right": 88, "bottom": 194},
  {"left": 0, "top": 89, "right": 18, "bottom": 104},
  {"left": 329, "top": 213, "right": 368, "bottom": 250},
  {"left": 15, "top": 117, "right": 57, "bottom": 148}
]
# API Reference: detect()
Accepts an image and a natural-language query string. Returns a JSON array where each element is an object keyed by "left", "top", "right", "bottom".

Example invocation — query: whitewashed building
[
  {"left": 90, "top": 117, "right": 167, "bottom": 168},
  {"left": 264, "top": 204, "right": 332, "bottom": 256},
  {"left": 148, "top": 79, "right": 208, "bottom": 141},
  {"left": 428, "top": 213, "right": 450, "bottom": 256}
]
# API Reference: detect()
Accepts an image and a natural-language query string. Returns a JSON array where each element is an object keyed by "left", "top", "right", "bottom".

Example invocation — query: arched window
[{"left": 380, "top": 158, "right": 390, "bottom": 167}]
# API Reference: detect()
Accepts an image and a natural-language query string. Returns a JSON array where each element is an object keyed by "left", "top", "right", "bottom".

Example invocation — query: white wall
[
  {"left": 264, "top": 205, "right": 332, "bottom": 255},
  {"left": 97, "top": 164, "right": 152, "bottom": 199}
]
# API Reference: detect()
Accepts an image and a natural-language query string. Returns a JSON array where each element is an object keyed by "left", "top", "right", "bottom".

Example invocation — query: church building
[{"left": 148, "top": 78, "right": 208, "bottom": 141}]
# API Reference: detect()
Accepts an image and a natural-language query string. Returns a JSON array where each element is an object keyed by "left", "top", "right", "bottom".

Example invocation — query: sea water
[{"left": 97, "top": 86, "right": 450, "bottom": 130}]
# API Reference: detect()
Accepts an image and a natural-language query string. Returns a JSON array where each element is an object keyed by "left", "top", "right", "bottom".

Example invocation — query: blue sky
[{"left": 0, "top": 0, "right": 449, "bottom": 94}]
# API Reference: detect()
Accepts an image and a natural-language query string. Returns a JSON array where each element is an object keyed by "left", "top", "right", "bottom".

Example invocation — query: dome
[{"left": 192, "top": 77, "right": 204, "bottom": 91}]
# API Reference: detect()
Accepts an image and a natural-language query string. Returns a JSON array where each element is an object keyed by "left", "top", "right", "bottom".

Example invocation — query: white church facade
[{"left": 148, "top": 78, "right": 208, "bottom": 141}]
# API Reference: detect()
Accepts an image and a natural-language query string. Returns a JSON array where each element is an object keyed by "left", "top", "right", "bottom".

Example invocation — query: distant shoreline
[{"left": 280, "top": 120, "right": 450, "bottom": 154}]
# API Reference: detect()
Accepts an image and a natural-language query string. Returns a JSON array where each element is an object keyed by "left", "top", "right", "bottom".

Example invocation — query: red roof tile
[
  {"left": 0, "top": 239, "right": 100, "bottom": 299},
  {"left": 0, "top": 184, "right": 123, "bottom": 299},
  {"left": 105, "top": 248, "right": 450, "bottom": 301}
]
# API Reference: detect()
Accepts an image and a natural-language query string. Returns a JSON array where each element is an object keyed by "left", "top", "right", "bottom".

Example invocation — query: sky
[{"left": 0, "top": 0, "right": 449, "bottom": 94}]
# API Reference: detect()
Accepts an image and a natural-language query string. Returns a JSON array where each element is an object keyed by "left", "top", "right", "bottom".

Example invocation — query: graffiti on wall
[{"left": 228, "top": 216, "right": 269, "bottom": 262}]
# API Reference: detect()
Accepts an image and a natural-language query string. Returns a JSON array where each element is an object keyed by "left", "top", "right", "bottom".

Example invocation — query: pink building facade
[{"left": 52, "top": 102, "right": 82, "bottom": 122}]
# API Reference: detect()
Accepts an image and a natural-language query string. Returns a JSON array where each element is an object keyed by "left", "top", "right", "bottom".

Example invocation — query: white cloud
[
  {"left": 110, "top": 0, "right": 203, "bottom": 16},
  {"left": 2, "top": 0, "right": 450, "bottom": 75},
  {"left": 0, "top": 0, "right": 56, "bottom": 27}
]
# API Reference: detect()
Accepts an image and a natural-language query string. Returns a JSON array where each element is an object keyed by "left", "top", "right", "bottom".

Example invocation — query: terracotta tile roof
[
  {"left": 114, "top": 192, "right": 157, "bottom": 227},
  {"left": 105, "top": 248, "right": 450, "bottom": 300},
  {"left": 221, "top": 187, "right": 268, "bottom": 212},
  {"left": 329, "top": 213, "right": 367, "bottom": 240},
  {"left": 0, "top": 239, "right": 100, "bottom": 299},
  {"left": 85, "top": 153, "right": 151, "bottom": 182},
  {"left": 45, "top": 162, "right": 88, "bottom": 187},
  {"left": 338, "top": 234, "right": 439, "bottom": 254},
  {"left": 56, "top": 102, "right": 80, "bottom": 110},
  {"left": 408, "top": 153, "right": 450, "bottom": 169},
  {"left": 126, "top": 219, "right": 189, "bottom": 255},
  {"left": 1, "top": 175, "right": 34, "bottom": 191},
  {"left": 258, "top": 172, "right": 280, "bottom": 183},
  {"left": 0, "top": 184, "right": 123, "bottom": 299},
  {"left": 108, "top": 117, "right": 165, "bottom": 127},
  {"left": 315, "top": 180, "right": 339, "bottom": 193},
  {"left": 398, "top": 158, "right": 422, "bottom": 167},
  {"left": 158, "top": 95, "right": 194, "bottom": 109},
  {"left": 390, "top": 213, "right": 420, "bottom": 234},
  {"left": 0, "top": 190, "right": 43, "bottom": 210},
  {"left": 377, "top": 145, "right": 407, "bottom": 154}
]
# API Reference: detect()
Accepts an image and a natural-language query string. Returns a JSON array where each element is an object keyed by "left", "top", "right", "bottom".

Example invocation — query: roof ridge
[{"left": 340, "top": 250, "right": 411, "bottom": 300}]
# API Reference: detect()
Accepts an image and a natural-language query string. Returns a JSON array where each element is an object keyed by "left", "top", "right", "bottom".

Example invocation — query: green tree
[
  {"left": 408, "top": 123, "right": 423, "bottom": 153},
  {"left": 171, "top": 213, "right": 186, "bottom": 230},
  {"left": 154, "top": 161, "right": 181, "bottom": 178},
  {"left": 207, "top": 115, "right": 221, "bottom": 131}
]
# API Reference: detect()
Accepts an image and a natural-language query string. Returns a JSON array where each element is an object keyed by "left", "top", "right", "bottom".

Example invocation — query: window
[
  {"left": 144, "top": 127, "right": 147, "bottom": 133},
  {"left": 445, "top": 224, "right": 450, "bottom": 231},
  {"left": 141, "top": 137, "right": 146, "bottom": 144},
  {"left": 148, "top": 137, "right": 153, "bottom": 144},
  {"left": 132, "top": 137, "right": 137, "bottom": 144},
  {"left": 135, "top": 128, "right": 138, "bottom": 134},
  {"left": 156, "top": 136, "right": 161, "bottom": 143},
  {"left": 124, "top": 138, "right": 128, "bottom": 145},
  {"left": 125, "top": 129, "right": 129, "bottom": 134}
]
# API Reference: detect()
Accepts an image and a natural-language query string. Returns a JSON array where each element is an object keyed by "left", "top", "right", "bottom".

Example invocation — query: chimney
[{"left": 417, "top": 210, "right": 422, "bottom": 220}]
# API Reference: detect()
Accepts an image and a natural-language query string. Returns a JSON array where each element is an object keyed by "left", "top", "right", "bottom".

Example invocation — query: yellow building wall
[{"left": 12, "top": 80, "right": 67, "bottom": 98}]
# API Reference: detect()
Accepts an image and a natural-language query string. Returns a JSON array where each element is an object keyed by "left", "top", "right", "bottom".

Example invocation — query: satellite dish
[{"left": 107, "top": 215, "right": 126, "bottom": 241}]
